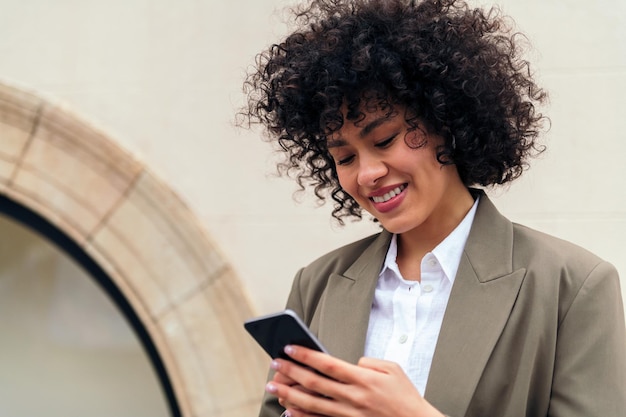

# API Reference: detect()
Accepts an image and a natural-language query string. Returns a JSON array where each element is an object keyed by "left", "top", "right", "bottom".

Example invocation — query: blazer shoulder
[
  {"left": 510, "top": 222, "right": 619, "bottom": 306},
  {"left": 472, "top": 193, "right": 612, "bottom": 281},
  {"left": 512, "top": 222, "right": 606, "bottom": 270}
]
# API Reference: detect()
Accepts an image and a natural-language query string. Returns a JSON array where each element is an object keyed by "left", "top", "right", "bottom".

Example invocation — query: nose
[{"left": 357, "top": 153, "right": 387, "bottom": 187}]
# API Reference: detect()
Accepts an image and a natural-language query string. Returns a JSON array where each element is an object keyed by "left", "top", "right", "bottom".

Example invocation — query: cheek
[
  {"left": 336, "top": 169, "right": 359, "bottom": 197},
  {"left": 336, "top": 172, "right": 351, "bottom": 192}
]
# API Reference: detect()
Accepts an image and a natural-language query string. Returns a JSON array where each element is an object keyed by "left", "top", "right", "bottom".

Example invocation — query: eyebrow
[
  {"left": 359, "top": 116, "right": 392, "bottom": 138},
  {"left": 326, "top": 138, "right": 346, "bottom": 149},
  {"left": 325, "top": 115, "right": 394, "bottom": 149}
]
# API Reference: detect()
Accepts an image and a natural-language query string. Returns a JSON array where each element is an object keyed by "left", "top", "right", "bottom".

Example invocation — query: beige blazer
[{"left": 259, "top": 193, "right": 626, "bottom": 417}]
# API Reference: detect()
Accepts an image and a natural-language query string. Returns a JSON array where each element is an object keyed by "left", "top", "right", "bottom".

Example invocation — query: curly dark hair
[{"left": 242, "top": 0, "right": 548, "bottom": 222}]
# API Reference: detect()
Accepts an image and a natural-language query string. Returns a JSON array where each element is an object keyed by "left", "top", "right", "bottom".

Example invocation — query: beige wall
[{"left": 0, "top": 0, "right": 623, "bottom": 319}]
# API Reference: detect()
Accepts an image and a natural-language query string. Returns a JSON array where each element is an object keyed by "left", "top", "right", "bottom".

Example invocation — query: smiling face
[{"left": 327, "top": 105, "right": 474, "bottom": 243}]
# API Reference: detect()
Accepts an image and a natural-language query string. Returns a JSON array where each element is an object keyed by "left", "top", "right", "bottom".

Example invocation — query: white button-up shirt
[{"left": 364, "top": 198, "right": 479, "bottom": 395}]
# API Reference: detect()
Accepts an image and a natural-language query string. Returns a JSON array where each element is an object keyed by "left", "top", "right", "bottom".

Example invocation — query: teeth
[{"left": 372, "top": 185, "right": 406, "bottom": 203}]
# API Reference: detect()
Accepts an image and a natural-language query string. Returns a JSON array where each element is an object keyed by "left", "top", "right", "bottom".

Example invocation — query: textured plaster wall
[{"left": 0, "top": 0, "right": 624, "bottom": 351}]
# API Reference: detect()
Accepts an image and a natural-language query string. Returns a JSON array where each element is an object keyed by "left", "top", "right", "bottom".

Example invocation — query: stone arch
[{"left": 0, "top": 81, "right": 267, "bottom": 417}]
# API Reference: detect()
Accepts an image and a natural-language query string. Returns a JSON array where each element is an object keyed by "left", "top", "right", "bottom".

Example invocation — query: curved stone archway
[{"left": 0, "top": 81, "right": 267, "bottom": 417}]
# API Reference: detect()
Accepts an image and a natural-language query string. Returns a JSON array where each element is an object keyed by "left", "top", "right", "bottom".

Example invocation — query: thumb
[{"left": 357, "top": 357, "right": 402, "bottom": 374}]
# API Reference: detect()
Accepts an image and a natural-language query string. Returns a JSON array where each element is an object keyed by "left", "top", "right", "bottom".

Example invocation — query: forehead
[{"left": 326, "top": 104, "right": 403, "bottom": 142}]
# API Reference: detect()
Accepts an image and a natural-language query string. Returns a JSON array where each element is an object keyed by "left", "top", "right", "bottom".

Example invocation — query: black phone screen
[{"left": 244, "top": 309, "right": 328, "bottom": 360}]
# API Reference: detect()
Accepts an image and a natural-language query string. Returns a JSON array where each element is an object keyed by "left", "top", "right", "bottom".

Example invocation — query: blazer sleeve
[
  {"left": 548, "top": 261, "right": 626, "bottom": 416},
  {"left": 258, "top": 268, "right": 307, "bottom": 417}
]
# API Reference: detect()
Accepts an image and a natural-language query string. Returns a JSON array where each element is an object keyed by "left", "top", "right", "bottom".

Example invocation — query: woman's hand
[{"left": 265, "top": 345, "right": 445, "bottom": 417}]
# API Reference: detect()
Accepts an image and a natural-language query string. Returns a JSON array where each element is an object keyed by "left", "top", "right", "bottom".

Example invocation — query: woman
[{"left": 242, "top": 0, "right": 626, "bottom": 416}]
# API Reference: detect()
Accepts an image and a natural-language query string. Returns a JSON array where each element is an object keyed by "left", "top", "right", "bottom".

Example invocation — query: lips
[{"left": 370, "top": 184, "right": 407, "bottom": 203}]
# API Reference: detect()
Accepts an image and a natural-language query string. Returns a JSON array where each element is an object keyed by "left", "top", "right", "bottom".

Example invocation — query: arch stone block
[{"left": 0, "top": 81, "right": 268, "bottom": 417}]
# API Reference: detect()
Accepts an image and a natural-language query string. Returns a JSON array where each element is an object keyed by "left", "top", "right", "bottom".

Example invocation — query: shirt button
[
  {"left": 428, "top": 259, "right": 437, "bottom": 267},
  {"left": 423, "top": 284, "right": 434, "bottom": 293},
  {"left": 398, "top": 334, "right": 408, "bottom": 344}
]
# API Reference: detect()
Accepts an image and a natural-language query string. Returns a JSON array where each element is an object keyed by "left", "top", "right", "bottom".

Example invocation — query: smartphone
[{"left": 244, "top": 309, "right": 328, "bottom": 361}]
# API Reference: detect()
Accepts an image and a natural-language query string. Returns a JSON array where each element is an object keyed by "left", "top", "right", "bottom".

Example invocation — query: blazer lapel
[
  {"left": 317, "top": 231, "right": 392, "bottom": 364},
  {"left": 424, "top": 193, "right": 526, "bottom": 416}
]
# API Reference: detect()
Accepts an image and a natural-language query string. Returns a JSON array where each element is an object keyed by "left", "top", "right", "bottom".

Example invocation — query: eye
[
  {"left": 375, "top": 134, "right": 397, "bottom": 148},
  {"left": 336, "top": 155, "right": 355, "bottom": 166}
]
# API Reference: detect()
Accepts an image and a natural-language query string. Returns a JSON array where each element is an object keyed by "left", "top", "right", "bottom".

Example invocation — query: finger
[
  {"left": 274, "top": 372, "right": 318, "bottom": 396},
  {"left": 266, "top": 380, "right": 343, "bottom": 417},
  {"left": 274, "top": 373, "right": 316, "bottom": 395},
  {"left": 273, "top": 359, "right": 339, "bottom": 392},
  {"left": 285, "top": 408, "right": 328, "bottom": 417},
  {"left": 357, "top": 356, "right": 403, "bottom": 374},
  {"left": 272, "top": 358, "right": 339, "bottom": 398},
  {"left": 283, "top": 345, "right": 363, "bottom": 384},
  {"left": 273, "top": 366, "right": 298, "bottom": 385},
  {"left": 274, "top": 354, "right": 373, "bottom": 409}
]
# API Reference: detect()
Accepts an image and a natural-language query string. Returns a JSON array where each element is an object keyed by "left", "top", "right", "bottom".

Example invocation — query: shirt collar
[
  {"left": 381, "top": 233, "right": 401, "bottom": 278},
  {"left": 380, "top": 197, "right": 480, "bottom": 283}
]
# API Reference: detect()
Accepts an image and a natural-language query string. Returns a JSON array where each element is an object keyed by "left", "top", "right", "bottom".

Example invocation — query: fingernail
[
  {"left": 265, "top": 382, "right": 277, "bottom": 393},
  {"left": 284, "top": 345, "right": 295, "bottom": 355},
  {"left": 270, "top": 360, "right": 281, "bottom": 370}
]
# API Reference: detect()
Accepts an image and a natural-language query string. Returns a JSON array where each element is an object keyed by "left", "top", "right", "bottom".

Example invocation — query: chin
[{"left": 377, "top": 220, "right": 413, "bottom": 235}]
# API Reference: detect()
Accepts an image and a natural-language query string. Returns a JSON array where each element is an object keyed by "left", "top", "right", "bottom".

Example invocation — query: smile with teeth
[{"left": 371, "top": 184, "right": 407, "bottom": 203}]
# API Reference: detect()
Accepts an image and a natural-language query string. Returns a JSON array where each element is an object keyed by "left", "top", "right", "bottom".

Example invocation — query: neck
[{"left": 397, "top": 188, "right": 475, "bottom": 271}]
